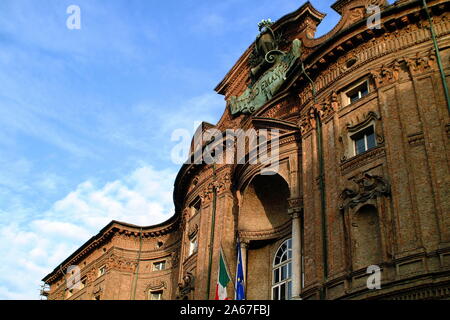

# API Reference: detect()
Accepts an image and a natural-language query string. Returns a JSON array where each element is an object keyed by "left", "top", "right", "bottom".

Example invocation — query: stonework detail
[
  {"left": 106, "top": 255, "right": 137, "bottom": 273},
  {"left": 145, "top": 280, "right": 167, "bottom": 292},
  {"left": 404, "top": 51, "right": 438, "bottom": 76},
  {"left": 339, "top": 173, "right": 391, "bottom": 210},
  {"left": 176, "top": 272, "right": 195, "bottom": 300},
  {"left": 371, "top": 60, "right": 401, "bottom": 89}
]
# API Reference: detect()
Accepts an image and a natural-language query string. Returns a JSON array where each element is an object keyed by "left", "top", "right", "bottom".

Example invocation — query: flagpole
[
  {"left": 220, "top": 246, "right": 236, "bottom": 293},
  {"left": 235, "top": 237, "right": 246, "bottom": 300}
]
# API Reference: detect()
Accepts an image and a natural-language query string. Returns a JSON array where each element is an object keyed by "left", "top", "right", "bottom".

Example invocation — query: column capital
[
  {"left": 240, "top": 240, "right": 250, "bottom": 249},
  {"left": 287, "top": 197, "right": 304, "bottom": 219}
]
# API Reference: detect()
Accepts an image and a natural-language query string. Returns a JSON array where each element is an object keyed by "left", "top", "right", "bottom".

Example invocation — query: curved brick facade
[{"left": 43, "top": 0, "right": 450, "bottom": 300}]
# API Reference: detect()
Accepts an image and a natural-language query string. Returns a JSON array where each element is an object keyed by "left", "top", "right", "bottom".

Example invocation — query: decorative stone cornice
[
  {"left": 340, "top": 146, "right": 386, "bottom": 174},
  {"left": 239, "top": 220, "right": 292, "bottom": 241},
  {"left": 297, "top": 6, "right": 449, "bottom": 109},
  {"left": 346, "top": 111, "right": 381, "bottom": 133}
]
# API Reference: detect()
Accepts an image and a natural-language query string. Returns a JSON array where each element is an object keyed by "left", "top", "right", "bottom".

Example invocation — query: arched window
[{"left": 272, "top": 239, "right": 292, "bottom": 300}]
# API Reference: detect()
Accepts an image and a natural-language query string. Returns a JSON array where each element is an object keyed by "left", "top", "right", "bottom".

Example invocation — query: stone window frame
[
  {"left": 350, "top": 124, "right": 377, "bottom": 156},
  {"left": 271, "top": 238, "right": 293, "bottom": 300},
  {"left": 340, "top": 111, "right": 384, "bottom": 163},
  {"left": 340, "top": 77, "right": 372, "bottom": 107}
]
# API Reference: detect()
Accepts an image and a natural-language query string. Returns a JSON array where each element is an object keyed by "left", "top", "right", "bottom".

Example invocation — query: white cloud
[{"left": 0, "top": 164, "right": 176, "bottom": 299}]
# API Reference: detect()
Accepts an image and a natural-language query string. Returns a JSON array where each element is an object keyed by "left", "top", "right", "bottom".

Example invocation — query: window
[
  {"left": 189, "top": 237, "right": 198, "bottom": 256},
  {"left": 191, "top": 198, "right": 201, "bottom": 217},
  {"left": 345, "top": 80, "right": 369, "bottom": 105},
  {"left": 351, "top": 126, "right": 376, "bottom": 155},
  {"left": 272, "top": 239, "right": 292, "bottom": 300},
  {"left": 153, "top": 261, "right": 166, "bottom": 271},
  {"left": 98, "top": 265, "right": 106, "bottom": 277},
  {"left": 149, "top": 290, "right": 163, "bottom": 300}
]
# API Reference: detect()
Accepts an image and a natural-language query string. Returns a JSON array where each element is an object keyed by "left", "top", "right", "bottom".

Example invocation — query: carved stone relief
[{"left": 339, "top": 172, "right": 391, "bottom": 211}]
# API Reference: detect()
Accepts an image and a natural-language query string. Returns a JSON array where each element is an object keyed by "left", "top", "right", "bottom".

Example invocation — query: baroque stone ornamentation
[
  {"left": 339, "top": 173, "right": 391, "bottom": 210},
  {"left": 145, "top": 280, "right": 166, "bottom": 292},
  {"left": 404, "top": 51, "right": 437, "bottom": 76},
  {"left": 106, "top": 254, "right": 137, "bottom": 273},
  {"left": 298, "top": 90, "right": 340, "bottom": 134},
  {"left": 176, "top": 272, "right": 195, "bottom": 300},
  {"left": 370, "top": 59, "right": 401, "bottom": 89},
  {"left": 200, "top": 172, "right": 232, "bottom": 202}
]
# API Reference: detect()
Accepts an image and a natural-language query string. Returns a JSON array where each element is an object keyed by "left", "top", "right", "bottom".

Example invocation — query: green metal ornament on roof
[{"left": 229, "top": 22, "right": 303, "bottom": 116}]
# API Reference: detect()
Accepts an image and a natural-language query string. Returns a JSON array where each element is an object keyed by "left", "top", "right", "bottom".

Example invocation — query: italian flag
[{"left": 215, "top": 249, "right": 231, "bottom": 300}]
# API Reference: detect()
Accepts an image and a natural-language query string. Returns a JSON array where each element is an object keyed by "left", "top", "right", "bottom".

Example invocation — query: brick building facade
[{"left": 42, "top": 0, "right": 450, "bottom": 300}]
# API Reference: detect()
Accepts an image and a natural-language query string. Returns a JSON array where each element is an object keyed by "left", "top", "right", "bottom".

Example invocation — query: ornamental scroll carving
[
  {"left": 370, "top": 51, "right": 438, "bottom": 89},
  {"left": 339, "top": 173, "right": 390, "bottom": 210},
  {"left": 370, "top": 59, "right": 401, "bottom": 89},
  {"left": 199, "top": 173, "right": 232, "bottom": 202},
  {"left": 106, "top": 254, "right": 137, "bottom": 272},
  {"left": 298, "top": 91, "right": 340, "bottom": 135},
  {"left": 404, "top": 51, "right": 437, "bottom": 77},
  {"left": 145, "top": 280, "right": 166, "bottom": 292}
]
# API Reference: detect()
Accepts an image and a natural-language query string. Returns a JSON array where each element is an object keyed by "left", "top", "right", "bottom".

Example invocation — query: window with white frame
[
  {"left": 351, "top": 125, "right": 376, "bottom": 156},
  {"left": 272, "top": 239, "right": 292, "bottom": 300},
  {"left": 153, "top": 261, "right": 166, "bottom": 271},
  {"left": 345, "top": 80, "right": 369, "bottom": 106}
]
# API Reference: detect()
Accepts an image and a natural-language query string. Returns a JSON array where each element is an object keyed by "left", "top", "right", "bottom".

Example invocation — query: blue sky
[{"left": 0, "top": 0, "right": 347, "bottom": 299}]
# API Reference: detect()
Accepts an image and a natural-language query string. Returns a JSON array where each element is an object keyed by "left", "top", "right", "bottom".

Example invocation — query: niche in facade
[
  {"left": 239, "top": 174, "right": 290, "bottom": 234},
  {"left": 352, "top": 204, "right": 382, "bottom": 271}
]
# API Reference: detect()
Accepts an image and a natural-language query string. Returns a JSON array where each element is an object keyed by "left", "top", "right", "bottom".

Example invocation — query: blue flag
[{"left": 235, "top": 239, "right": 245, "bottom": 300}]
